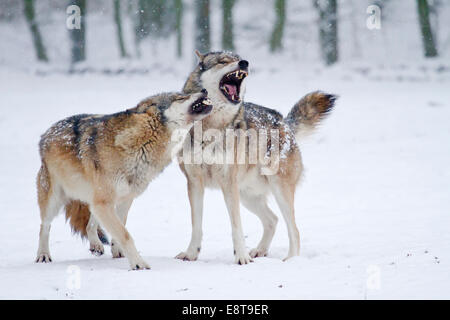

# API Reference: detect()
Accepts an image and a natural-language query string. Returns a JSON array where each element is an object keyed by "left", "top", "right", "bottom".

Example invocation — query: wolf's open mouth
[
  {"left": 190, "top": 96, "right": 213, "bottom": 115},
  {"left": 219, "top": 70, "right": 248, "bottom": 103}
]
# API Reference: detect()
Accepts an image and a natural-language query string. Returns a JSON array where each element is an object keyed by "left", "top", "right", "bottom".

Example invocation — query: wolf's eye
[{"left": 218, "top": 61, "right": 227, "bottom": 65}]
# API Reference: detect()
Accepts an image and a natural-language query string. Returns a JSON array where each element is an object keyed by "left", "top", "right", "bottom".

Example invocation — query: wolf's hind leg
[
  {"left": 111, "top": 198, "right": 133, "bottom": 258},
  {"left": 86, "top": 214, "right": 104, "bottom": 256},
  {"left": 270, "top": 178, "right": 300, "bottom": 260},
  {"left": 240, "top": 192, "right": 278, "bottom": 258},
  {"left": 36, "top": 165, "right": 63, "bottom": 263}
]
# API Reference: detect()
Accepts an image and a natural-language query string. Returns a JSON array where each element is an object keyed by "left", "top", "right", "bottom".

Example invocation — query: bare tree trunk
[
  {"left": 135, "top": 1, "right": 150, "bottom": 41},
  {"left": 417, "top": 0, "right": 438, "bottom": 57},
  {"left": 315, "top": 0, "right": 338, "bottom": 65},
  {"left": 175, "top": 0, "right": 183, "bottom": 57},
  {"left": 23, "top": 0, "right": 48, "bottom": 62},
  {"left": 270, "top": 0, "right": 286, "bottom": 52},
  {"left": 350, "top": 0, "right": 361, "bottom": 58},
  {"left": 222, "top": 0, "right": 235, "bottom": 51},
  {"left": 134, "top": 0, "right": 149, "bottom": 57},
  {"left": 149, "top": 0, "right": 164, "bottom": 35},
  {"left": 69, "top": 0, "right": 86, "bottom": 64},
  {"left": 195, "top": 0, "right": 210, "bottom": 53},
  {"left": 113, "top": 0, "right": 128, "bottom": 58}
]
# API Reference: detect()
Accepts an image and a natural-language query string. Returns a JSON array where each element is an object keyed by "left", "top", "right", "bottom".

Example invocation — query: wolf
[
  {"left": 174, "top": 51, "right": 337, "bottom": 264},
  {"left": 36, "top": 90, "right": 212, "bottom": 270}
]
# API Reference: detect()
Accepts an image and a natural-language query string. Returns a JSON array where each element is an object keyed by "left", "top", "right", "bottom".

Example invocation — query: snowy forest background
[
  {"left": 1, "top": 0, "right": 449, "bottom": 73},
  {"left": 1, "top": 1, "right": 449, "bottom": 299}
]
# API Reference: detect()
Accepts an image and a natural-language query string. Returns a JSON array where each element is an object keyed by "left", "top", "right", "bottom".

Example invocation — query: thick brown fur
[
  {"left": 63, "top": 99, "right": 172, "bottom": 240},
  {"left": 65, "top": 200, "right": 109, "bottom": 244},
  {"left": 285, "top": 91, "right": 337, "bottom": 140},
  {"left": 65, "top": 200, "right": 90, "bottom": 238}
]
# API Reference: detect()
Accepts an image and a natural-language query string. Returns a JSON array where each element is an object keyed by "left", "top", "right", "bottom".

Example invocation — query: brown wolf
[
  {"left": 175, "top": 51, "right": 337, "bottom": 264},
  {"left": 36, "top": 90, "right": 212, "bottom": 270}
]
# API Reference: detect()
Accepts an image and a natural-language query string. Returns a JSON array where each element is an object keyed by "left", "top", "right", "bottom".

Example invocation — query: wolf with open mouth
[
  {"left": 48, "top": 90, "right": 213, "bottom": 269},
  {"left": 176, "top": 51, "right": 337, "bottom": 264}
]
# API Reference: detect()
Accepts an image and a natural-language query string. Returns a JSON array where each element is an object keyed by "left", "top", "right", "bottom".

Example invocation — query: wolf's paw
[
  {"left": 89, "top": 243, "right": 104, "bottom": 256},
  {"left": 234, "top": 249, "right": 253, "bottom": 265},
  {"left": 282, "top": 253, "right": 299, "bottom": 262},
  {"left": 111, "top": 242, "right": 124, "bottom": 258},
  {"left": 35, "top": 253, "right": 52, "bottom": 263},
  {"left": 129, "top": 258, "right": 151, "bottom": 271},
  {"left": 249, "top": 248, "right": 268, "bottom": 258},
  {"left": 175, "top": 250, "right": 198, "bottom": 261}
]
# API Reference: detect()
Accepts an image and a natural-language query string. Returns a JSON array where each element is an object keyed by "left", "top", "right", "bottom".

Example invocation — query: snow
[
  {"left": 0, "top": 62, "right": 449, "bottom": 299},
  {"left": 1, "top": 0, "right": 450, "bottom": 300}
]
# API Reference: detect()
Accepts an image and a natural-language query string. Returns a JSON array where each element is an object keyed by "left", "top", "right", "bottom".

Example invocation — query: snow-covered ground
[
  {"left": 1, "top": 0, "right": 450, "bottom": 300},
  {"left": 0, "top": 61, "right": 449, "bottom": 299}
]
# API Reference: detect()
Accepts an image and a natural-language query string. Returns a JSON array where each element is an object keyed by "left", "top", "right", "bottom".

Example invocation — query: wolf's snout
[
  {"left": 201, "top": 88, "right": 208, "bottom": 95},
  {"left": 190, "top": 96, "right": 213, "bottom": 116},
  {"left": 238, "top": 60, "right": 249, "bottom": 70}
]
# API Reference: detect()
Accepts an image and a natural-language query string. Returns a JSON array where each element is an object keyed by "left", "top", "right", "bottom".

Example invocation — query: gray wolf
[
  {"left": 175, "top": 51, "right": 336, "bottom": 264},
  {"left": 36, "top": 90, "right": 212, "bottom": 270}
]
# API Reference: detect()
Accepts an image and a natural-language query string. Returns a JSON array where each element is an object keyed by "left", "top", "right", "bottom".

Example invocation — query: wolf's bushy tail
[
  {"left": 65, "top": 200, "right": 109, "bottom": 245},
  {"left": 285, "top": 91, "right": 337, "bottom": 141}
]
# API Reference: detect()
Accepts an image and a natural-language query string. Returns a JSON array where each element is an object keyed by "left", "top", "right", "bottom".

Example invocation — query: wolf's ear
[{"left": 195, "top": 50, "right": 205, "bottom": 61}]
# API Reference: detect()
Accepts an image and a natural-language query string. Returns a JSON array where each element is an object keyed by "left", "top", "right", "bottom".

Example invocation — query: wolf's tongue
[{"left": 225, "top": 83, "right": 237, "bottom": 97}]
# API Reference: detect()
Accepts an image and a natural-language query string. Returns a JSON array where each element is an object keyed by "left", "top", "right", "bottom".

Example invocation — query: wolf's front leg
[
  {"left": 176, "top": 179, "right": 204, "bottom": 261},
  {"left": 111, "top": 198, "right": 133, "bottom": 258},
  {"left": 221, "top": 170, "right": 253, "bottom": 265},
  {"left": 91, "top": 195, "right": 149, "bottom": 270}
]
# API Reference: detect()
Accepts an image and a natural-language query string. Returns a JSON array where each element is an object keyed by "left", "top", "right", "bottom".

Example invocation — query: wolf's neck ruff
[{"left": 201, "top": 99, "right": 242, "bottom": 130}]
